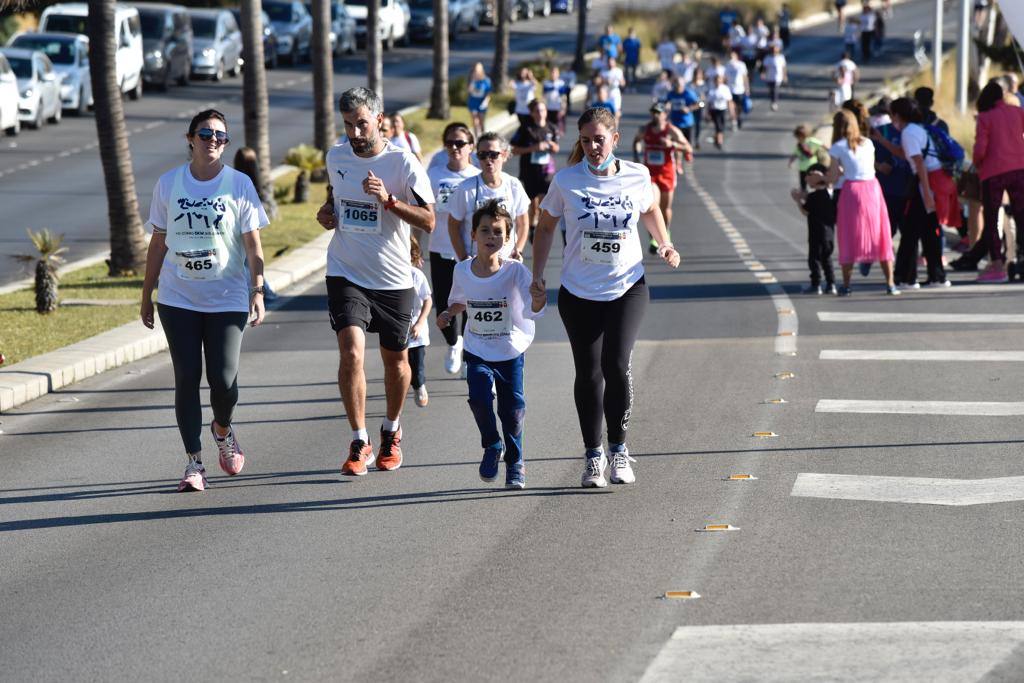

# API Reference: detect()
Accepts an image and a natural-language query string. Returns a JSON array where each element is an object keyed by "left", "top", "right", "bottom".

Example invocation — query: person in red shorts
[{"left": 632, "top": 102, "right": 692, "bottom": 250}]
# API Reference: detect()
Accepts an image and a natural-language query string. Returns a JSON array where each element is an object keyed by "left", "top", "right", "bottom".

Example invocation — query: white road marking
[
  {"left": 821, "top": 349, "right": 1024, "bottom": 361},
  {"left": 816, "top": 399, "right": 1024, "bottom": 415},
  {"left": 819, "top": 312, "right": 1024, "bottom": 324},
  {"left": 639, "top": 622, "right": 1024, "bottom": 681},
  {"left": 791, "top": 473, "right": 1024, "bottom": 506}
]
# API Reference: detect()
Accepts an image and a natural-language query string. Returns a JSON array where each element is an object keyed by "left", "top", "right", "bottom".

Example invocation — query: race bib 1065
[{"left": 338, "top": 198, "right": 381, "bottom": 234}]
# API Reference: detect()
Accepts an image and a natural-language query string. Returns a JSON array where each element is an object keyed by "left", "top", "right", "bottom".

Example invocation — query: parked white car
[
  {"left": 0, "top": 47, "right": 62, "bottom": 129},
  {"left": 8, "top": 32, "right": 93, "bottom": 115},
  {"left": 188, "top": 8, "right": 243, "bottom": 81},
  {"left": 347, "top": 0, "right": 409, "bottom": 51},
  {"left": 0, "top": 54, "right": 20, "bottom": 136},
  {"left": 39, "top": 3, "right": 144, "bottom": 100},
  {"left": 262, "top": 0, "right": 312, "bottom": 65}
]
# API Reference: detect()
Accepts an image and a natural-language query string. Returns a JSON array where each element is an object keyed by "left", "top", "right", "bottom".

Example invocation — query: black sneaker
[
  {"left": 950, "top": 257, "right": 978, "bottom": 272},
  {"left": 479, "top": 442, "right": 503, "bottom": 482}
]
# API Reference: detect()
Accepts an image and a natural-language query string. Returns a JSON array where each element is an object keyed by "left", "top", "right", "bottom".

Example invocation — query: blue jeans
[{"left": 464, "top": 351, "right": 526, "bottom": 469}]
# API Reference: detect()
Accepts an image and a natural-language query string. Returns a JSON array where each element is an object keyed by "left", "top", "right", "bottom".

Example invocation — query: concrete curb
[{"left": 0, "top": 86, "right": 593, "bottom": 414}]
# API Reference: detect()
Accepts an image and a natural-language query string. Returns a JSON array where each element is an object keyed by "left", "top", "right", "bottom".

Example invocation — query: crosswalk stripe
[
  {"left": 820, "top": 350, "right": 1024, "bottom": 361},
  {"left": 816, "top": 399, "right": 1024, "bottom": 416},
  {"left": 819, "top": 312, "right": 1024, "bottom": 324},
  {"left": 791, "top": 473, "right": 1024, "bottom": 506}
]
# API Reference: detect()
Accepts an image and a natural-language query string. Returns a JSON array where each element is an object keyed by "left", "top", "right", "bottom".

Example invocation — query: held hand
[
  {"left": 411, "top": 321, "right": 425, "bottom": 339},
  {"left": 529, "top": 277, "right": 547, "bottom": 304},
  {"left": 140, "top": 297, "right": 155, "bottom": 329},
  {"left": 658, "top": 244, "right": 681, "bottom": 268},
  {"left": 509, "top": 247, "right": 524, "bottom": 262},
  {"left": 317, "top": 202, "right": 337, "bottom": 230},
  {"left": 363, "top": 171, "right": 389, "bottom": 203},
  {"left": 249, "top": 293, "right": 265, "bottom": 327}
]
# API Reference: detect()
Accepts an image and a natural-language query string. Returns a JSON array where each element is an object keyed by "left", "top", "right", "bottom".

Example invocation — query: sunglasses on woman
[
  {"left": 477, "top": 150, "right": 502, "bottom": 160},
  {"left": 444, "top": 139, "right": 471, "bottom": 149},
  {"left": 195, "top": 128, "right": 229, "bottom": 143}
]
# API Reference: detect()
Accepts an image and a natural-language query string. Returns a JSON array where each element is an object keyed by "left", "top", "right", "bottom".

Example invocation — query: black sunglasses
[
  {"left": 477, "top": 150, "right": 502, "bottom": 160},
  {"left": 195, "top": 128, "right": 229, "bottom": 144},
  {"left": 444, "top": 139, "right": 471, "bottom": 149}
]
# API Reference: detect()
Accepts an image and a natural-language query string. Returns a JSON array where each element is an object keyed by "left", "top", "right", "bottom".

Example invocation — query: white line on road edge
[
  {"left": 815, "top": 399, "right": 1024, "bottom": 415},
  {"left": 821, "top": 349, "right": 1024, "bottom": 361},
  {"left": 819, "top": 312, "right": 1024, "bottom": 324},
  {"left": 791, "top": 473, "right": 1024, "bottom": 506},
  {"left": 639, "top": 622, "right": 1024, "bottom": 681}
]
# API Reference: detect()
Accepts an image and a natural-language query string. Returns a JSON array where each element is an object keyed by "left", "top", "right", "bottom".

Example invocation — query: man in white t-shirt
[
  {"left": 316, "top": 87, "right": 436, "bottom": 477},
  {"left": 725, "top": 49, "right": 750, "bottom": 129}
]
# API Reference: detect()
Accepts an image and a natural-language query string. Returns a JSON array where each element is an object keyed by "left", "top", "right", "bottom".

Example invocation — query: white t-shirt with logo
[
  {"left": 149, "top": 164, "right": 268, "bottom": 313},
  {"left": 408, "top": 266, "right": 431, "bottom": 348},
  {"left": 725, "top": 59, "right": 748, "bottom": 94},
  {"left": 762, "top": 54, "right": 786, "bottom": 83},
  {"left": 325, "top": 140, "right": 435, "bottom": 290},
  {"left": 514, "top": 80, "right": 536, "bottom": 115},
  {"left": 829, "top": 138, "right": 877, "bottom": 182},
  {"left": 427, "top": 163, "right": 481, "bottom": 258},
  {"left": 448, "top": 258, "right": 543, "bottom": 362},
  {"left": 901, "top": 123, "right": 942, "bottom": 173},
  {"left": 447, "top": 172, "right": 529, "bottom": 259},
  {"left": 539, "top": 160, "right": 654, "bottom": 302}
]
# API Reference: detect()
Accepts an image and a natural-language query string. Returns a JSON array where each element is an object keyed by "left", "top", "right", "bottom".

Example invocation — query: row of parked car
[{"left": 0, "top": 0, "right": 573, "bottom": 136}]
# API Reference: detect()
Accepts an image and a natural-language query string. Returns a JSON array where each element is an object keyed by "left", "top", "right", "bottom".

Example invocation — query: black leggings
[
  {"left": 429, "top": 252, "right": 466, "bottom": 346},
  {"left": 158, "top": 304, "right": 248, "bottom": 455},
  {"left": 558, "top": 278, "right": 648, "bottom": 449}
]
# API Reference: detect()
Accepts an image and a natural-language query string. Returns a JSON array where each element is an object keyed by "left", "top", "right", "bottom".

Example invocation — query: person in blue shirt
[
  {"left": 466, "top": 61, "right": 492, "bottom": 139},
  {"left": 591, "top": 82, "right": 616, "bottom": 116},
  {"left": 598, "top": 24, "right": 622, "bottom": 60},
  {"left": 719, "top": 5, "right": 739, "bottom": 49},
  {"left": 623, "top": 27, "right": 642, "bottom": 89},
  {"left": 665, "top": 76, "right": 700, "bottom": 143}
]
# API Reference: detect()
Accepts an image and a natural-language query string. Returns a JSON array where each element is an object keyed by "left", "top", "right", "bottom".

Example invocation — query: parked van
[{"left": 39, "top": 3, "right": 145, "bottom": 100}]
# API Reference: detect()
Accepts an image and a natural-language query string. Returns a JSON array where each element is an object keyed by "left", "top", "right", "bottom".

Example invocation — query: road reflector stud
[
  {"left": 775, "top": 371, "right": 796, "bottom": 379},
  {"left": 753, "top": 431, "right": 777, "bottom": 438},
  {"left": 778, "top": 308, "right": 794, "bottom": 314},
  {"left": 663, "top": 591, "right": 701, "bottom": 600},
  {"left": 762, "top": 398, "right": 787, "bottom": 404},
  {"left": 698, "top": 524, "right": 740, "bottom": 532},
  {"left": 777, "top": 352, "right": 798, "bottom": 357},
  {"left": 725, "top": 474, "right": 758, "bottom": 481},
  {"left": 777, "top": 331, "right": 795, "bottom": 336}
]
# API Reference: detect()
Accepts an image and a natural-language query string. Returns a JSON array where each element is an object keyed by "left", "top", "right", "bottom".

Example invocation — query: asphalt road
[
  {"left": 3, "top": 1, "right": 1024, "bottom": 680},
  {"left": 0, "top": 0, "right": 644, "bottom": 286}
]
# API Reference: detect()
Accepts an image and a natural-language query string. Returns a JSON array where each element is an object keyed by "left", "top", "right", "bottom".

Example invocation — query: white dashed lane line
[
  {"left": 819, "top": 311, "right": 1024, "bottom": 324},
  {"left": 820, "top": 349, "right": 1024, "bottom": 361},
  {"left": 815, "top": 399, "right": 1024, "bottom": 416}
]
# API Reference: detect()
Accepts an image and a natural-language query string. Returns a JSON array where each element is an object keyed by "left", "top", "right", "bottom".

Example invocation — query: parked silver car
[
  {"left": 263, "top": 0, "right": 312, "bottom": 65},
  {"left": 8, "top": 32, "right": 93, "bottom": 115},
  {"left": 0, "top": 47, "right": 62, "bottom": 129},
  {"left": 188, "top": 8, "right": 242, "bottom": 81}
]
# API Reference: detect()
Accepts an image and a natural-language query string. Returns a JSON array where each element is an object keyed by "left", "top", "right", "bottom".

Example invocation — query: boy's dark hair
[
  {"left": 806, "top": 163, "right": 828, "bottom": 175},
  {"left": 471, "top": 199, "right": 513, "bottom": 237}
]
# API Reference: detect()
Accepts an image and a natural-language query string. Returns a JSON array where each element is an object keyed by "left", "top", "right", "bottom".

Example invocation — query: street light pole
[
  {"left": 955, "top": 0, "right": 970, "bottom": 112},
  {"left": 932, "top": 0, "right": 943, "bottom": 89}
]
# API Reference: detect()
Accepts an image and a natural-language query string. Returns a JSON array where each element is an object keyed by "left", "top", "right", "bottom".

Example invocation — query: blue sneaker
[
  {"left": 479, "top": 442, "right": 503, "bottom": 482},
  {"left": 505, "top": 463, "right": 525, "bottom": 490}
]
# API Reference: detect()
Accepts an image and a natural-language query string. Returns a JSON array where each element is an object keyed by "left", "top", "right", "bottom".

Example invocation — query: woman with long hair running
[{"left": 531, "top": 107, "right": 680, "bottom": 488}]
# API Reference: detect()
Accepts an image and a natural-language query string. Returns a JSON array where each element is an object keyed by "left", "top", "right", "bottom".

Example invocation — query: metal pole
[
  {"left": 956, "top": 0, "right": 970, "bottom": 112},
  {"left": 932, "top": 0, "right": 943, "bottom": 89}
]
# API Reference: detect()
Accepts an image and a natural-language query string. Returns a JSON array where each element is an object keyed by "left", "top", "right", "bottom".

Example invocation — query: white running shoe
[
  {"left": 581, "top": 453, "right": 609, "bottom": 488},
  {"left": 445, "top": 336, "right": 464, "bottom": 374},
  {"left": 609, "top": 449, "right": 637, "bottom": 484},
  {"left": 178, "top": 460, "right": 207, "bottom": 492},
  {"left": 415, "top": 385, "right": 429, "bottom": 407}
]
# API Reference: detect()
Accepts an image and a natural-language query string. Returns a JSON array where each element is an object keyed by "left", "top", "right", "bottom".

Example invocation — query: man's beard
[{"left": 351, "top": 131, "right": 377, "bottom": 154}]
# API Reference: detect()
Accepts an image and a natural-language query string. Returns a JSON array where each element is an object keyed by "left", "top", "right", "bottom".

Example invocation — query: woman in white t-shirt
[
  {"left": 386, "top": 112, "right": 423, "bottom": 165},
  {"left": 513, "top": 67, "right": 538, "bottom": 127},
  {"left": 825, "top": 109, "right": 897, "bottom": 295},
  {"left": 761, "top": 45, "right": 787, "bottom": 111},
  {"left": 140, "top": 109, "right": 269, "bottom": 492},
  {"left": 600, "top": 56, "right": 627, "bottom": 125},
  {"left": 532, "top": 107, "right": 680, "bottom": 489},
  {"left": 707, "top": 73, "right": 734, "bottom": 149},
  {"left": 427, "top": 122, "right": 482, "bottom": 374}
]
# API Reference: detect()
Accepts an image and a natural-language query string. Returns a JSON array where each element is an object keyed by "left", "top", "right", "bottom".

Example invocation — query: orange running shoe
[
  {"left": 341, "top": 439, "right": 375, "bottom": 476},
  {"left": 376, "top": 427, "right": 403, "bottom": 471}
]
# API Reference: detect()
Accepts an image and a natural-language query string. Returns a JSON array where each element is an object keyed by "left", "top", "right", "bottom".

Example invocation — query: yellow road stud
[
  {"left": 664, "top": 591, "right": 701, "bottom": 600},
  {"left": 762, "top": 398, "right": 787, "bottom": 404},
  {"left": 698, "top": 524, "right": 739, "bottom": 532},
  {"left": 725, "top": 474, "right": 758, "bottom": 481},
  {"left": 752, "top": 431, "right": 777, "bottom": 438},
  {"left": 775, "top": 371, "right": 796, "bottom": 379}
]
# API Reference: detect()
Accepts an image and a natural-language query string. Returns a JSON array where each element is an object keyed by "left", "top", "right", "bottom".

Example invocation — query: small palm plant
[
  {"left": 284, "top": 144, "right": 326, "bottom": 204},
  {"left": 13, "top": 229, "right": 68, "bottom": 314}
]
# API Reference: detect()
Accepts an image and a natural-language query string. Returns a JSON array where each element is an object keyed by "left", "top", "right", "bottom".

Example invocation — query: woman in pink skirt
[{"left": 826, "top": 109, "right": 899, "bottom": 295}]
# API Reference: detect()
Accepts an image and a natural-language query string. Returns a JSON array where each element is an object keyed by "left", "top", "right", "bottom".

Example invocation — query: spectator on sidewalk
[
  {"left": 790, "top": 164, "right": 837, "bottom": 294},
  {"left": 914, "top": 87, "right": 949, "bottom": 133},
  {"left": 778, "top": 3, "right": 793, "bottom": 48},
  {"left": 867, "top": 97, "right": 913, "bottom": 243},
  {"left": 860, "top": 4, "right": 877, "bottom": 61}
]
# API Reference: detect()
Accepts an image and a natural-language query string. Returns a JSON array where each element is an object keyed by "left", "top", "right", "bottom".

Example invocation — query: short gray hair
[
  {"left": 477, "top": 131, "right": 508, "bottom": 150},
  {"left": 338, "top": 87, "right": 383, "bottom": 116}
]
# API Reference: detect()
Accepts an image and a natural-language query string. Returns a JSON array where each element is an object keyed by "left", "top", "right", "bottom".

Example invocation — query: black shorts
[
  {"left": 521, "top": 172, "right": 553, "bottom": 200},
  {"left": 326, "top": 276, "right": 414, "bottom": 351}
]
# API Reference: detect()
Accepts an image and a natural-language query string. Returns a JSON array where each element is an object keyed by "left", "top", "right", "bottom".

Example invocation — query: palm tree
[
  {"left": 87, "top": 0, "right": 147, "bottom": 275},
  {"left": 239, "top": 0, "right": 276, "bottom": 216},
  {"left": 572, "top": 0, "right": 588, "bottom": 74},
  {"left": 427, "top": 0, "right": 450, "bottom": 119},
  {"left": 367, "top": 0, "right": 382, "bottom": 98},
  {"left": 311, "top": 0, "right": 336, "bottom": 155},
  {"left": 492, "top": 0, "right": 509, "bottom": 92},
  {"left": 13, "top": 229, "right": 68, "bottom": 314}
]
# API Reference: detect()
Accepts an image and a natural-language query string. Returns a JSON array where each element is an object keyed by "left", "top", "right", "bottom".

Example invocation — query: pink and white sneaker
[
  {"left": 976, "top": 267, "right": 1009, "bottom": 284},
  {"left": 212, "top": 422, "right": 245, "bottom": 476},
  {"left": 178, "top": 461, "right": 207, "bottom": 492}
]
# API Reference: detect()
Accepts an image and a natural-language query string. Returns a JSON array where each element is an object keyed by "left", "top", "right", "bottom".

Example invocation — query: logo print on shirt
[
  {"left": 173, "top": 196, "right": 227, "bottom": 232},
  {"left": 577, "top": 195, "right": 635, "bottom": 231},
  {"left": 336, "top": 169, "right": 348, "bottom": 180}
]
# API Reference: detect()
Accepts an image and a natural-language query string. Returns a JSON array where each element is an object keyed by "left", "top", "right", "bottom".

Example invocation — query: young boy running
[
  {"left": 408, "top": 236, "right": 432, "bottom": 407},
  {"left": 437, "top": 200, "right": 547, "bottom": 490}
]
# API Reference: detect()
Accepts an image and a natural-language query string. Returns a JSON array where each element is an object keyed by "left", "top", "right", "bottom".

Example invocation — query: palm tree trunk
[
  {"left": 239, "top": 0, "right": 275, "bottom": 216},
  {"left": 428, "top": 0, "right": 450, "bottom": 119},
  {"left": 311, "top": 0, "right": 335, "bottom": 156},
  {"left": 492, "top": 0, "right": 509, "bottom": 92},
  {"left": 87, "top": 0, "right": 147, "bottom": 275},
  {"left": 573, "top": 0, "right": 588, "bottom": 74},
  {"left": 367, "top": 0, "right": 382, "bottom": 98}
]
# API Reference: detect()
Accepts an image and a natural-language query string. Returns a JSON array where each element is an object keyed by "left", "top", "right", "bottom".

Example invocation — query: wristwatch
[
  {"left": 250, "top": 285, "right": 265, "bottom": 296},
  {"left": 384, "top": 193, "right": 398, "bottom": 210}
]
